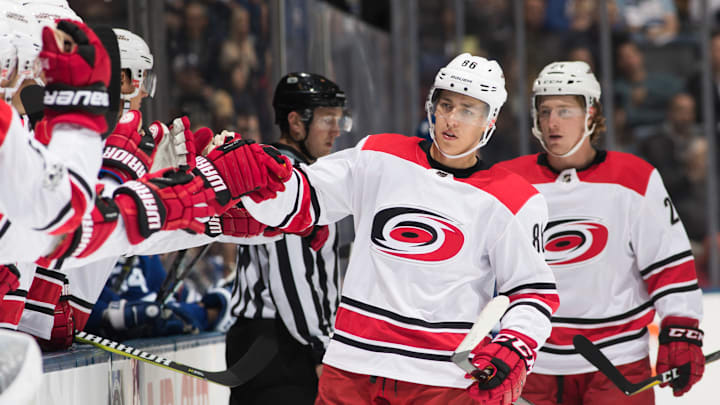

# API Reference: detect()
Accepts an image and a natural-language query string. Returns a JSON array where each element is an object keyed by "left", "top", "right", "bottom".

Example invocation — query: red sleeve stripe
[
  {"left": 643, "top": 260, "right": 698, "bottom": 295},
  {"left": 334, "top": 306, "right": 468, "bottom": 352},
  {"left": 640, "top": 250, "right": 693, "bottom": 277},
  {"left": 547, "top": 309, "right": 656, "bottom": 347},
  {"left": 278, "top": 169, "right": 316, "bottom": 233},
  {"left": 507, "top": 293, "right": 560, "bottom": 319}
]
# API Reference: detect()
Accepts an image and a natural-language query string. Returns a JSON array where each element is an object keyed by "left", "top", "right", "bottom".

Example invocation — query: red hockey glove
[
  {"left": 205, "top": 138, "right": 293, "bottom": 203},
  {"left": 205, "top": 206, "right": 266, "bottom": 238},
  {"left": 40, "top": 20, "right": 111, "bottom": 134},
  {"left": 101, "top": 110, "right": 156, "bottom": 182},
  {"left": 466, "top": 330, "right": 537, "bottom": 405},
  {"left": 114, "top": 165, "right": 232, "bottom": 244},
  {"left": 657, "top": 316, "right": 705, "bottom": 396},
  {"left": 36, "top": 298, "right": 75, "bottom": 352},
  {"left": 0, "top": 264, "right": 20, "bottom": 300}
]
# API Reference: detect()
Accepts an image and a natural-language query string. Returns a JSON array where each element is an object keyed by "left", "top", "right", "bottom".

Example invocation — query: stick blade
[
  {"left": 451, "top": 295, "right": 510, "bottom": 373},
  {"left": 205, "top": 334, "right": 278, "bottom": 387},
  {"left": 572, "top": 335, "right": 632, "bottom": 394}
]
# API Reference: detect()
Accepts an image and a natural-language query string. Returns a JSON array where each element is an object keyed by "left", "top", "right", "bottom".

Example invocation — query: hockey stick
[
  {"left": 75, "top": 330, "right": 278, "bottom": 387},
  {"left": 573, "top": 334, "right": 720, "bottom": 396},
  {"left": 111, "top": 256, "right": 137, "bottom": 293},
  {"left": 450, "top": 295, "right": 534, "bottom": 405},
  {"left": 156, "top": 249, "right": 188, "bottom": 304},
  {"left": 157, "top": 244, "right": 212, "bottom": 304},
  {"left": 451, "top": 295, "right": 510, "bottom": 374}
]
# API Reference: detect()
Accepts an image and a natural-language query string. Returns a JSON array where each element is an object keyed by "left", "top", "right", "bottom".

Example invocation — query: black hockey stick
[
  {"left": 157, "top": 244, "right": 212, "bottom": 304},
  {"left": 156, "top": 249, "right": 188, "bottom": 304},
  {"left": 573, "top": 334, "right": 720, "bottom": 395},
  {"left": 75, "top": 330, "right": 278, "bottom": 387}
]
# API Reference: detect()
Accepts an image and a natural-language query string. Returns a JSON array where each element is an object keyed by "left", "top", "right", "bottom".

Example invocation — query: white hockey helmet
[
  {"left": 22, "top": 2, "right": 82, "bottom": 26},
  {"left": 22, "top": 0, "right": 73, "bottom": 8},
  {"left": 531, "top": 61, "right": 602, "bottom": 157},
  {"left": 425, "top": 53, "right": 508, "bottom": 159},
  {"left": 0, "top": 2, "right": 20, "bottom": 88},
  {"left": 113, "top": 28, "right": 156, "bottom": 101},
  {"left": 3, "top": 6, "right": 42, "bottom": 101}
]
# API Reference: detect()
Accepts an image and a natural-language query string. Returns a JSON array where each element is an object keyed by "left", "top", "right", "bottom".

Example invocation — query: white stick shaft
[{"left": 451, "top": 295, "right": 510, "bottom": 373}]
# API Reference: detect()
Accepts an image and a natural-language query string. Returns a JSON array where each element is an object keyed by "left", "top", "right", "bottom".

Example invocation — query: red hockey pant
[
  {"left": 522, "top": 357, "right": 655, "bottom": 405},
  {"left": 315, "top": 364, "right": 479, "bottom": 405}
]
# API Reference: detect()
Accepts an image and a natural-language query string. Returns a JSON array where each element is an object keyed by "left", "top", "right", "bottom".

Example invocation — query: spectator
[
  {"left": 616, "top": 0, "right": 679, "bottom": 44},
  {"left": 686, "top": 30, "right": 720, "bottom": 124},
  {"left": 613, "top": 37, "right": 683, "bottom": 129},
  {"left": 674, "top": 137, "right": 710, "bottom": 248},
  {"left": 638, "top": 93, "right": 702, "bottom": 199},
  {"left": 169, "top": 1, "right": 222, "bottom": 86},
  {"left": 212, "top": 89, "right": 236, "bottom": 131},
  {"left": 219, "top": 5, "right": 259, "bottom": 76},
  {"left": 236, "top": 112, "right": 262, "bottom": 143}
]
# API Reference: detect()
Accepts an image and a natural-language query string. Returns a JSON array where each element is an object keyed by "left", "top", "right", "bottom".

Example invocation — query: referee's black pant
[{"left": 226, "top": 317, "right": 319, "bottom": 405}]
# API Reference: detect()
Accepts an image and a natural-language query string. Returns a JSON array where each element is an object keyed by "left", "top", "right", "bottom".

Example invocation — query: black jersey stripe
[
  {"left": 640, "top": 250, "right": 693, "bottom": 277},
  {"left": 68, "top": 294, "right": 94, "bottom": 310},
  {"left": 650, "top": 283, "right": 700, "bottom": 301},
  {"left": 68, "top": 168, "right": 93, "bottom": 197},
  {"left": 540, "top": 327, "right": 648, "bottom": 355},
  {"left": 35, "top": 267, "right": 66, "bottom": 281},
  {"left": 0, "top": 219, "right": 10, "bottom": 240},
  {"left": 500, "top": 282, "right": 557, "bottom": 296},
  {"left": 277, "top": 171, "right": 303, "bottom": 229},
  {"left": 341, "top": 296, "right": 474, "bottom": 329},
  {"left": 24, "top": 302, "right": 55, "bottom": 315},
  {"left": 332, "top": 333, "right": 452, "bottom": 362},
  {"left": 551, "top": 301, "right": 654, "bottom": 325}
]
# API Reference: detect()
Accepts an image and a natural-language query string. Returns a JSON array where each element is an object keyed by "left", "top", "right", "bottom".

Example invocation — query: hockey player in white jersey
[
  {"left": 242, "top": 53, "right": 559, "bottom": 404},
  {"left": 497, "top": 61, "right": 704, "bottom": 404}
]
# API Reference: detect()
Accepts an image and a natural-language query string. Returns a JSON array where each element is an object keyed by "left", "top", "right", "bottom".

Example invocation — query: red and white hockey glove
[
  {"left": 205, "top": 206, "right": 266, "bottom": 238},
  {"left": 657, "top": 316, "right": 705, "bottom": 396},
  {"left": 113, "top": 166, "right": 227, "bottom": 244},
  {"left": 40, "top": 20, "right": 111, "bottom": 135},
  {"left": 101, "top": 110, "right": 156, "bottom": 183},
  {"left": 205, "top": 138, "right": 293, "bottom": 203},
  {"left": 466, "top": 330, "right": 537, "bottom": 405},
  {"left": 0, "top": 264, "right": 20, "bottom": 301}
]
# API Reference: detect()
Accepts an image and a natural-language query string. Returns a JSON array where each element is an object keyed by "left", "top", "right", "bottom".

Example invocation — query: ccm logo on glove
[{"left": 668, "top": 328, "right": 704, "bottom": 340}]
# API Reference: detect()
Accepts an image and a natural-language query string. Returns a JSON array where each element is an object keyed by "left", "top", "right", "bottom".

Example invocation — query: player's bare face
[
  {"left": 537, "top": 95, "right": 587, "bottom": 155},
  {"left": 307, "top": 107, "right": 344, "bottom": 158},
  {"left": 432, "top": 91, "right": 488, "bottom": 164}
]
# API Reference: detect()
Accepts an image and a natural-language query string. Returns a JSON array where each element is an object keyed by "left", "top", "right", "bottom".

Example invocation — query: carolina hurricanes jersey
[
  {"left": 243, "top": 134, "right": 560, "bottom": 388},
  {"left": 0, "top": 100, "right": 100, "bottom": 235},
  {"left": 497, "top": 151, "right": 703, "bottom": 375}
]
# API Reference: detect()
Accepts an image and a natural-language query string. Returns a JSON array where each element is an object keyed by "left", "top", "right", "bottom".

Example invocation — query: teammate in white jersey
[
  {"left": 242, "top": 53, "right": 559, "bottom": 405},
  {"left": 497, "top": 61, "right": 704, "bottom": 404}
]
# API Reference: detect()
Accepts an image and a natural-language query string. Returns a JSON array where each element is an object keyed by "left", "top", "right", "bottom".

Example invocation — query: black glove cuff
[
  {"left": 659, "top": 325, "right": 704, "bottom": 347},
  {"left": 44, "top": 82, "right": 109, "bottom": 115}
]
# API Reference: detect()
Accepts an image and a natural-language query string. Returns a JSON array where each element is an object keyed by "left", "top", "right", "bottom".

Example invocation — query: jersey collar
[
  {"left": 537, "top": 150, "right": 607, "bottom": 174},
  {"left": 419, "top": 140, "right": 488, "bottom": 178}
]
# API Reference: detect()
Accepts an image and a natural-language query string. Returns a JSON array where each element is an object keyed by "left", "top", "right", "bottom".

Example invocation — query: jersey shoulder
[
  {"left": 472, "top": 165, "right": 543, "bottom": 215},
  {"left": 583, "top": 151, "right": 655, "bottom": 196},
  {"left": 361, "top": 133, "right": 422, "bottom": 158},
  {"left": 495, "top": 154, "right": 554, "bottom": 184}
]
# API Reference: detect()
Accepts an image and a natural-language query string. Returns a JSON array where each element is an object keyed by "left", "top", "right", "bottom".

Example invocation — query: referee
[{"left": 226, "top": 72, "right": 351, "bottom": 404}]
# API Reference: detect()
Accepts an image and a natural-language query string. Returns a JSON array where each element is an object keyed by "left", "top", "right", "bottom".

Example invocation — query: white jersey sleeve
[
  {"left": 0, "top": 101, "right": 100, "bottom": 235},
  {"left": 242, "top": 137, "right": 365, "bottom": 230},
  {"left": 632, "top": 169, "right": 702, "bottom": 321},
  {"left": 493, "top": 192, "right": 557, "bottom": 349}
]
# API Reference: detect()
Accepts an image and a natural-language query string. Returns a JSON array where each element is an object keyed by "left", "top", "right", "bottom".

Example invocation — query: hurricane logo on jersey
[
  {"left": 370, "top": 207, "right": 464, "bottom": 262},
  {"left": 544, "top": 218, "right": 608, "bottom": 266}
]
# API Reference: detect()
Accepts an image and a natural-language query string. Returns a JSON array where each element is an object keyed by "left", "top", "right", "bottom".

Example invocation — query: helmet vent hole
[
  {"left": 450, "top": 83, "right": 454, "bottom": 87},
  {"left": 464, "top": 87, "right": 468, "bottom": 91}
]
